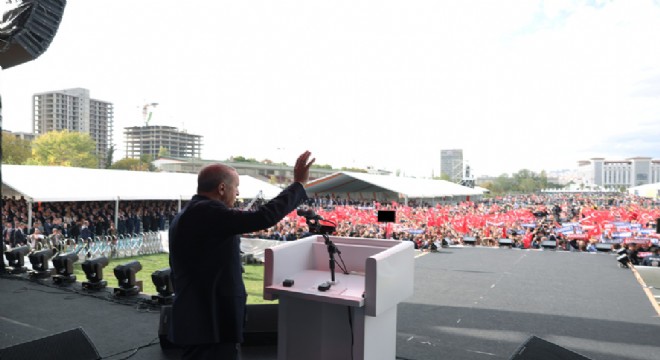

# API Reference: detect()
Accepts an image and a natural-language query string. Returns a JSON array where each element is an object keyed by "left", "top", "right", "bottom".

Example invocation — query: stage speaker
[
  {"left": 0, "top": 327, "right": 99, "bottom": 360},
  {"left": 541, "top": 240, "right": 557, "bottom": 249},
  {"left": 499, "top": 238, "right": 514, "bottom": 247},
  {"left": 595, "top": 243, "right": 612, "bottom": 252},
  {"left": 509, "top": 335, "right": 592, "bottom": 360},
  {"left": 0, "top": 0, "right": 67, "bottom": 69}
]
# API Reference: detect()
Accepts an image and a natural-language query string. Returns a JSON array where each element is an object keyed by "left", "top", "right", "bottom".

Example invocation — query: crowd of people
[{"left": 3, "top": 193, "right": 660, "bottom": 258}]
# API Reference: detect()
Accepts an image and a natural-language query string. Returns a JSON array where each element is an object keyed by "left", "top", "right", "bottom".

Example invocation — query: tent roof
[
  {"left": 1, "top": 165, "right": 284, "bottom": 202},
  {"left": 628, "top": 182, "right": 660, "bottom": 198},
  {"left": 305, "top": 172, "right": 483, "bottom": 198}
]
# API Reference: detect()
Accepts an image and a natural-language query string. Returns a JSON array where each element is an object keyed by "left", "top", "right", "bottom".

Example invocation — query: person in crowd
[
  {"left": 641, "top": 247, "right": 660, "bottom": 266},
  {"left": 168, "top": 150, "right": 314, "bottom": 360}
]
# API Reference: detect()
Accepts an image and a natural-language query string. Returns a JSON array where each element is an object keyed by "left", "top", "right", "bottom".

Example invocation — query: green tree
[
  {"left": 105, "top": 144, "right": 115, "bottom": 168},
  {"left": 158, "top": 146, "right": 170, "bottom": 158},
  {"left": 111, "top": 157, "right": 152, "bottom": 171},
  {"left": 27, "top": 130, "right": 98, "bottom": 168},
  {"left": 1, "top": 132, "right": 32, "bottom": 164}
]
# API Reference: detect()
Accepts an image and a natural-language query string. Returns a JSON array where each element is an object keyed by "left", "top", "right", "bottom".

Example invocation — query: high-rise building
[
  {"left": 440, "top": 149, "right": 463, "bottom": 182},
  {"left": 577, "top": 157, "right": 660, "bottom": 189},
  {"left": 32, "top": 88, "right": 113, "bottom": 167},
  {"left": 124, "top": 125, "right": 202, "bottom": 160}
]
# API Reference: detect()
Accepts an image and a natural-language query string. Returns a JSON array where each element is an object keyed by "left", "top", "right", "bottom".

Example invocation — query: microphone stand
[
  {"left": 324, "top": 232, "right": 339, "bottom": 284},
  {"left": 305, "top": 216, "right": 348, "bottom": 287}
]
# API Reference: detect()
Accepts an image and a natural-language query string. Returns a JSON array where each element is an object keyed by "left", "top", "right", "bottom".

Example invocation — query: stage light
[
  {"left": 463, "top": 236, "right": 476, "bottom": 246},
  {"left": 81, "top": 256, "right": 109, "bottom": 291},
  {"left": 28, "top": 248, "right": 55, "bottom": 278},
  {"left": 52, "top": 252, "right": 79, "bottom": 285},
  {"left": 151, "top": 268, "right": 173, "bottom": 304},
  {"left": 113, "top": 261, "right": 142, "bottom": 296},
  {"left": 5, "top": 246, "right": 30, "bottom": 274}
]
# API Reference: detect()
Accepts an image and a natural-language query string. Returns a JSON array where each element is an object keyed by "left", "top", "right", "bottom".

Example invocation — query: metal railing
[{"left": 53, "top": 232, "right": 164, "bottom": 259}]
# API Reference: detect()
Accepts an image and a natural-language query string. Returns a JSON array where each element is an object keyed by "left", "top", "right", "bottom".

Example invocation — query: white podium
[{"left": 264, "top": 236, "right": 414, "bottom": 360}]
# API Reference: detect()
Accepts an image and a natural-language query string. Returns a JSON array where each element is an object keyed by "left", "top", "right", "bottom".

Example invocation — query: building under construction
[{"left": 123, "top": 125, "right": 202, "bottom": 159}]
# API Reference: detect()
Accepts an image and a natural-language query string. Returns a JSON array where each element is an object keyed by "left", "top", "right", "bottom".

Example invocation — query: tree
[
  {"left": 27, "top": 130, "right": 98, "bottom": 168},
  {"left": 111, "top": 157, "right": 151, "bottom": 171},
  {"left": 158, "top": 146, "right": 170, "bottom": 158},
  {"left": 105, "top": 144, "right": 115, "bottom": 169},
  {"left": 1, "top": 132, "right": 32, "bottom": 164}
]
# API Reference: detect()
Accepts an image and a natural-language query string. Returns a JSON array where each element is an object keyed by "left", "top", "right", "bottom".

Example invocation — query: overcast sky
[{"left": 2, "top": 0, "right": 659, "bottom": 177}]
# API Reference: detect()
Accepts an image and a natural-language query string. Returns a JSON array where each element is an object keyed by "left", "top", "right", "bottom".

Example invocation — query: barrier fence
[{"left": 48, "top": 232, "right": 164, "bottom": 259}]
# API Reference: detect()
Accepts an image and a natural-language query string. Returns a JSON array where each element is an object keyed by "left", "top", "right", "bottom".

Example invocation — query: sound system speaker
[
  {"left": 499, "top": 238, "right": 514, "bottom": 247},
  {"left": 541, "top": 240, "right": 557, "bottom": 249},
  {"left": 0, "top": 0, "right": 67, "bottom": 69},
  {"left": 377, "top": 210, "right": 396, "bottom": 223},
  {"left": 0, "top": 327, "right": 100, "bottom": 360},
  {"left": 158, "top": 303, "right": 279, "bottom": 349},
  {"left": 509, "top": 335, "right": 592, "bottom": 360},
  {"left": 595, "top": 243, "right": 612, "bottom": 252}
]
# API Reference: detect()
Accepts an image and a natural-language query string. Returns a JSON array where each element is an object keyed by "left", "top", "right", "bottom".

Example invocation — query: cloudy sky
[{"left": 2, "top": 0, "right": 659, "bottom": 177}]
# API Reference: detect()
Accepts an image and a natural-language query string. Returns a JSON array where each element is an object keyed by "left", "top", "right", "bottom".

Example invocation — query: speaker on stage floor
[
  {"left": 0, "top": 327, "right": 99, "bottom": 360},
  {"left": 509, "top": 336, "right": 592, "bottom": 360},
  {"left": 595, "top": 243, "right": 612, "bottom": 252},
  {"left": 0, "top": 0, "right": 67, "bottom": 69}
]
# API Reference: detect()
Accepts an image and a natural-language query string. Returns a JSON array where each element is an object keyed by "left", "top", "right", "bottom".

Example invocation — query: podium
[{"left": 264, "top": 236, "right": 414, "bottom": 360}]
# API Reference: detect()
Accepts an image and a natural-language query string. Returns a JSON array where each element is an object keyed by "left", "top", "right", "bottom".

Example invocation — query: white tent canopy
[
  {"left": 305, "top": 171, "right": 483, "bottom": 203},
  {"left": 1, "top": 164, "right": 284, "bottom": 202},
  {"left": 628, "top": 182, "right": 660, "bottom": 199}
]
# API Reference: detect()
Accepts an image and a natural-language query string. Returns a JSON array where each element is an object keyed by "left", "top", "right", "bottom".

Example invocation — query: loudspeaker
[
  {"left": 0, "top": 0, "right": 67, "bottom": 69},
  {"left": 595, "top": 243, "right": 612, "bottom": 252},
  {"left": 499, "top": 238, "right": 514, "bottom": 247},
  {"left": 541, "top": 240, "right": 557, "bottom": 249},
  {"left": 0, "top": 327, "right": 100, "bottom": 360},
  {"left": 509, "top": 335, "right": 592, "bottom": 360}
]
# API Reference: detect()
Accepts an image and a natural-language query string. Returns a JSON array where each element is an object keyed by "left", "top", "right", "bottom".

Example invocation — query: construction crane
[{"left": 142, "top": 102, "right": 159, "bottom": 126}]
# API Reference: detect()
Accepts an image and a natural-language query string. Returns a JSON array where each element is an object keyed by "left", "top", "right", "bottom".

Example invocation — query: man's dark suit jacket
[{"left": 168, "top": 182, "right": 306, "bottom": 345}]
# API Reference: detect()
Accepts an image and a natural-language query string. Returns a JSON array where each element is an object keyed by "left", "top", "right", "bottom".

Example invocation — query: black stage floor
[{"left": 1, "top": 247, "right": 659, "bottom": 360}]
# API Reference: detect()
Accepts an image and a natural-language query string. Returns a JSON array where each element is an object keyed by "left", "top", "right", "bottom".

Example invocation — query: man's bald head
[{"left": 197, "top": 164, "right": 236, "bottom": 193}]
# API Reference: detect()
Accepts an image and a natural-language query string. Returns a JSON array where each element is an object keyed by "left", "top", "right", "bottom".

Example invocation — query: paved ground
[{"left": 1, "top": 247, "right": 659, "bottom": 360}]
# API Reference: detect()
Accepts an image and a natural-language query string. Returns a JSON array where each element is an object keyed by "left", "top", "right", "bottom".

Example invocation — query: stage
[{"left": 1, "top": 247, "right": 659, "bottom": 360}]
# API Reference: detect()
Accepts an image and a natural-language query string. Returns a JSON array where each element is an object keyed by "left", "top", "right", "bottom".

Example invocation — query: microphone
[{"left": 297, "top": 208, "right": 322, "bottom": 220}]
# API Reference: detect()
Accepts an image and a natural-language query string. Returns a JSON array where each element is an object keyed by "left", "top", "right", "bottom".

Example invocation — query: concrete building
[
  {"left": 577, "top": 157, "right": 660, "bottom": 189},
  {"left": 440, "top": 149, "right": 463, "bottom": 182},
  {"left": 32, "top": 88, "right": 113, "bottom": 167},
  {"left": 124, "top": 125, "right": 202, "bottom": 160}
]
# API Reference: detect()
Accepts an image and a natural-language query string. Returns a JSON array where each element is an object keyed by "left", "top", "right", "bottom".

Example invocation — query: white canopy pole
[
  {"left": 27, "top": 200, "right": 33, "bottom": 229},
  {"left": 115, "top": 196, "right": 120, "bottom": 233}
]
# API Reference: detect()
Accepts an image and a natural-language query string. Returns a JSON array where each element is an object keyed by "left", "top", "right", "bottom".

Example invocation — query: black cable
[
  {"left": 347, "top": 306, "right": 354, "bottom": 360},
  {"left": 101, "top": 336, "right": 160, "bottom": 360}
]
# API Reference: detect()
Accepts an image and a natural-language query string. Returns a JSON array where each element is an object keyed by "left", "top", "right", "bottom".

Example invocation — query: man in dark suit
[{"left": 168, "top": 150, "right": 314, "bottom": 359}]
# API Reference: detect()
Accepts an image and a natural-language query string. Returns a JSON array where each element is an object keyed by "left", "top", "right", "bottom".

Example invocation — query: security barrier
[{"left": 56, "top": 232, "right": 164, "bottom": 259}]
